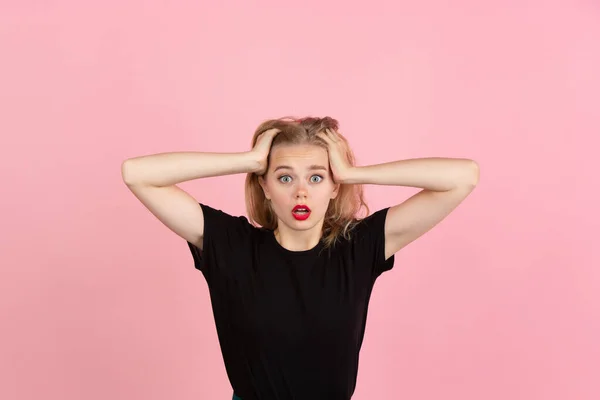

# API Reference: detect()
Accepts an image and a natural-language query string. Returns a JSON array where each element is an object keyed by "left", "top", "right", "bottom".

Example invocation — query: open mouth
[{"left": 292, "top": 205, "right": 311, "bottom": 220}]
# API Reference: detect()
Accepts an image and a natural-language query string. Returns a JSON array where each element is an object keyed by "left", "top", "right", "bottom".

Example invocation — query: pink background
[{"left": 1, "top": 1, "right": 599, "bottom": 399}]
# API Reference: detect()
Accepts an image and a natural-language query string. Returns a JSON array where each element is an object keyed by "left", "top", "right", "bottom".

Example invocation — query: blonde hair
[{"left": 244, "top": 116, "right": 370, "bottom": 249}]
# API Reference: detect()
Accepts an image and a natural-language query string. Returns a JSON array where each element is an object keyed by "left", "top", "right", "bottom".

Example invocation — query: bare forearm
[
  {"left": 341, "top": 157, "right": 479, "bottom": 191},
  {"left": 121, "top": 151, "right": 260, "bottom": 187}
]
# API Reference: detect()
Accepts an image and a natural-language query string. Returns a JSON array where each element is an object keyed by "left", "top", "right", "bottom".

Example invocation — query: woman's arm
[
  {"left": 122, "top": 151, "right": 261, "bottom": 187},
  {"left": 121, "top": 129, "right": 278, "bottom": 249},
  {"left": 339, "top": 157, "right": 478, "bottom": 191},
  {"left": 121, "top": 151, "right": 260, "bottom": 249},
  {"left": 317, "top": 129, "right": 479, "bottom": 259},
  {"left": 342, "top": 157, "right": 480, "bottom": 259}
]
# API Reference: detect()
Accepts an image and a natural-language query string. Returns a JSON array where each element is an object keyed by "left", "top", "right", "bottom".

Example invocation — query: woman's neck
[{"left": 274, "top": 225, "right": 322, "bottom": 252}]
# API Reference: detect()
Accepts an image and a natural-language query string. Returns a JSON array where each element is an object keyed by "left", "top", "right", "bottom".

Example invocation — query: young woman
[{"left": 122, "top": 116, "right": 479, "bottom": 400}]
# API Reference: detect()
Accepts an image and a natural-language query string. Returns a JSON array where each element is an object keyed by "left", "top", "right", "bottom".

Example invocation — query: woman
[{"left": 121, "top": 116, "right": 479, "bottom": 400}]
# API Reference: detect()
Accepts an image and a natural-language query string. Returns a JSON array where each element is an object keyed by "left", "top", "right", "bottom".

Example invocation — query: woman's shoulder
[
  {"left": 349, "top": 207, "right": 391, "bottom": 237},
  {"left": 199, "top": 203, "right": 258, "bottom": 233}
]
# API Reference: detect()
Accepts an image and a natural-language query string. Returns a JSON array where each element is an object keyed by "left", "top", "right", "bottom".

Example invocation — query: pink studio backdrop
[{"left": 1, "top": 1, "right": 598, "bottom": 399}]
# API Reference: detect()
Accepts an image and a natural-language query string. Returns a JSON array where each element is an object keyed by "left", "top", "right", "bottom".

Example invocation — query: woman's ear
[
  {"left": 331, "top": 183, "right": 340, "bottom": 199},
  {"left": 258, "top": 175, "right": 271, "bottom": 200}
]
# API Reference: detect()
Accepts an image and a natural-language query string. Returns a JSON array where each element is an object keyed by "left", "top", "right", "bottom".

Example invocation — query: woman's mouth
[{"left": 292, "top": 205, "right": 311, "bottom": 221}]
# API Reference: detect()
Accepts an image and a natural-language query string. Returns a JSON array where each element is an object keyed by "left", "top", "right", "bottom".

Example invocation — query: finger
[
  {"left": 316, "top": 130, "right": 326, "bottom": 139},
  {"left": 317, "top": 131, "right": 332, "bottom": 144},
  {"left": 325, "top": 128, "right": 339, "bottom": 142}
]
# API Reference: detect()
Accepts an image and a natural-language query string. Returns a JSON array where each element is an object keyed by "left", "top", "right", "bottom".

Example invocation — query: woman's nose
[{"left": 295, "top": 185, "right": 308, "bottom": 198}]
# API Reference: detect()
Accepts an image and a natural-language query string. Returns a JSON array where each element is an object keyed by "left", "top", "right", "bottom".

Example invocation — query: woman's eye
[{"left": 278, "top": 175, "right": 322, "bottom": 183}]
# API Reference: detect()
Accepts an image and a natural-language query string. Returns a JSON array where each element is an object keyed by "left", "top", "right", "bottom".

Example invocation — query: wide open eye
[
  {"left": 278, "top": 175, "right": 292, "bottom": 183},
  {"left": 310, "top": 175, "right": 323, "bottom": 183}
]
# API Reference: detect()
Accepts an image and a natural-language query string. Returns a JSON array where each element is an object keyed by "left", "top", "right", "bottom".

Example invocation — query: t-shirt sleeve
[
  {"left": 186, "top": 203, "right": 253, "bottom": 278},
  {"left": 352, "top": 207, "right": 395, "bottom": 280}
]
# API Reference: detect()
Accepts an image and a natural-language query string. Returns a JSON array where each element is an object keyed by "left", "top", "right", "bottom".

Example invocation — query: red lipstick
[{"left": 292, "top": 204, "right": 311, "bottom": 221}]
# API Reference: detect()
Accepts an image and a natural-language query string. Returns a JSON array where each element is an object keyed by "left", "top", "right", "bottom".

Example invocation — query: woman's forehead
[{"left": 270, "top": 144, "right": 328, "bottom": 165}]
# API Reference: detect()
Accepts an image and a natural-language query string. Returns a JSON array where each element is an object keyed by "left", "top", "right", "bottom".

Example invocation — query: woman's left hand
[{"left": 317, "top": 128, "right": 353, "bottom": 184}]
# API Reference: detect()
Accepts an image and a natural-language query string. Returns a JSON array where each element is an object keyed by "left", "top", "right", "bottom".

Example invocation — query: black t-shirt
[{"left": 186, "top": 203, "right": 395, "bottom": 400}]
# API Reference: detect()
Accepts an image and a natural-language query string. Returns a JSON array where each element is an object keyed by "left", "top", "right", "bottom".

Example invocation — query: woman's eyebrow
[{"left": 273, "top": 165, "right": 327, "bottom": 172}]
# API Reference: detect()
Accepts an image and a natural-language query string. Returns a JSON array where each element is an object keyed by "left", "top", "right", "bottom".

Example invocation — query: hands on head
[{"left": 250, "top": 128, "right": 281, "bottom": 176}]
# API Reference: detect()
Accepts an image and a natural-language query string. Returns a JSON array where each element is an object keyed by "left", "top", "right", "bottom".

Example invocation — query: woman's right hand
[{"left": 250, "top": 128, "right": 281, "bottom": 175}]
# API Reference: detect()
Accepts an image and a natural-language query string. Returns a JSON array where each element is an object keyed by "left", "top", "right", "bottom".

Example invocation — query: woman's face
[{"left": 259, "top": 143, "right": 339, "bottom": 232}]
